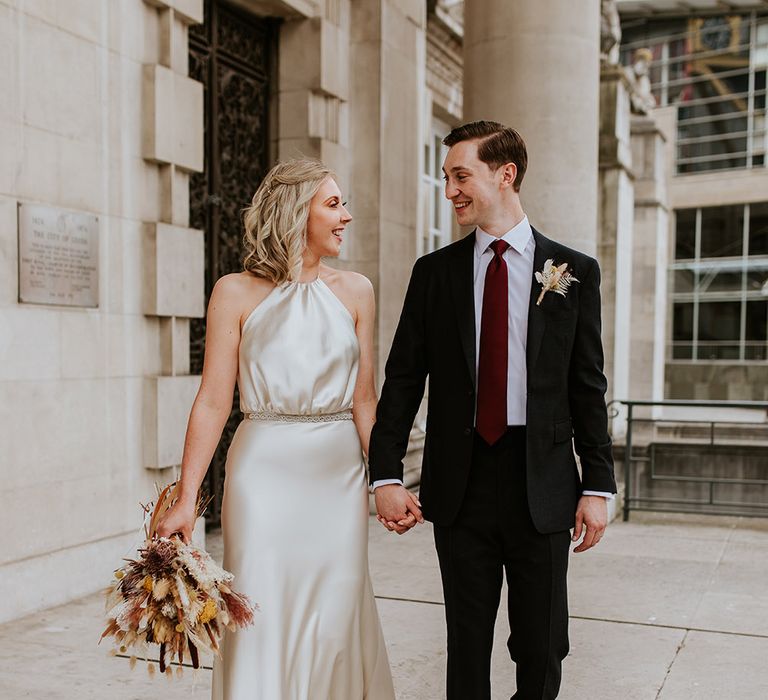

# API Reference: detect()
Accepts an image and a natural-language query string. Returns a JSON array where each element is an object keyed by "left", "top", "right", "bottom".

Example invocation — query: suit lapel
[
  {"left": 449, "top": 231, "right": 477, "bottom": 387},
  {"left": 526, "top": 228, "right": 552, "bottom": 374}
]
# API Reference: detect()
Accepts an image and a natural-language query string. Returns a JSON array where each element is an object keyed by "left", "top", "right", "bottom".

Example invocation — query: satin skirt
[{"left": 211, "top": 418, "right": 394, "bottom": 700}]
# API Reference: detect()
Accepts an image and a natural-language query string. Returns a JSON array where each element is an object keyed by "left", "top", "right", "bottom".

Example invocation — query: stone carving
[
  {"left": 628, "top": 47, "right": 657, "bottom": 114},
  {"left": 600, "top": 0, "right": 621, "bottom": 65}
]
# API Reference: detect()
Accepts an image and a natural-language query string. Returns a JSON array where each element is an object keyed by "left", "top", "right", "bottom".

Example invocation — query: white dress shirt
[
  {"left": 474, "top": 220, "right": 533, "bottom": 425},
  {"left": 373, "top": 216, "right": 612, "bottom": 499}
]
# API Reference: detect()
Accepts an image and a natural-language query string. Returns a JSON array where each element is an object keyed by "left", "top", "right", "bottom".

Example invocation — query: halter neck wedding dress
[{"left": 211, "top": 278, "right": 395, "bottom": 700}]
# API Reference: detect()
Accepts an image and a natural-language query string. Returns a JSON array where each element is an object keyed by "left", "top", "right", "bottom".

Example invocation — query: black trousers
[{"left": 433, "top": 428, "right": 571, "bottom": 700}]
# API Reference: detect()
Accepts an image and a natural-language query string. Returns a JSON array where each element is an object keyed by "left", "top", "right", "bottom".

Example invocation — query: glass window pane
[
  {"left": 672, "top": 343, "right": 693, "bottom": 360},
  {"left": 432, "top": 185, "right": 440, "bottom": 233},
  {"left": 744, "top": 345, "right": 767, "bottom": 360},
  {"left": 746, "top": 269, "right": 768, "bottom": 294},
  {"left": 748, "top": 202, "right": 768, "bottom": 256},
  {"left": 674, "top": 269, "right": 695, "bottom": 293},
  {"left": 746, "top": 300, "right": 767, "bottom": 341},
  {"left": 434, "top": 135, "right": 442, "bottom": 179},
  {"left": 673, "top": 302, "right": 694, "bottom": 341},
  {"left": 700, "top": 205, "right": 744, "bottom": 258},
  {"left": 424, "top": 144, "right": 430, "bottom": 177},
  {"left": 704, "top": 270, "right": 743, "bottom": 292},
  {"left": 698, "top": 343, "right": 741, "bottom": 360},
  {"left": 698, "top": 300, "right": 741, "bottom": 341},
  {"left": 421, "top": 184, "right": 430, "bottom": 251},
  {"left": 675, "top": 209, "right": 697, "bottom": 260}
]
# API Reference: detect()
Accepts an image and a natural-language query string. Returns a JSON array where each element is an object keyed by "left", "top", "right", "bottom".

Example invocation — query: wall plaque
[{"left": 18, "top": 204, "right": 99, "bottom": 307}]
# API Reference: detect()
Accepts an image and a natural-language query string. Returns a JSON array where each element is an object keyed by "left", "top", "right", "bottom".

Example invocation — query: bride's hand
[{"left": 155, "top": 498, "right": 197, "bottom": 543}]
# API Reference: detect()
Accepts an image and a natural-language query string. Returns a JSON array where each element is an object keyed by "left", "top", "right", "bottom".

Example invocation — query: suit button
[
  {"left": 464, "top": 428, "right": 472, "bottom": 436},
  {"left": 467, "top": 389, "right": 474, "bottom": 397}
]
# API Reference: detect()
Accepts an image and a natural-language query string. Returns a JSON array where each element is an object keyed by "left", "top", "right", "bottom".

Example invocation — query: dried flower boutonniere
[{"left": 535, "top": 259, "right": 579, "bottom": 306}]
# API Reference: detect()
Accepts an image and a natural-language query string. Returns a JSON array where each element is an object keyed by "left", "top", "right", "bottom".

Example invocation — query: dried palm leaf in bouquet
[{"left": 101, "top": 482, "right": 256, "bottom": 674}]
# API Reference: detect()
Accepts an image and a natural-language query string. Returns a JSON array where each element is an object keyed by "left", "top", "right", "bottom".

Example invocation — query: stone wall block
[
  {"left": 142, "top": 64, "right": 203, "bottom": 172},
  {"left": 278, "top": 89, "right": 312, "bottom": 139},
  {"left": 159, "top": 164, "right": 190, "bottom": 226},
  {"left": 143, "top": 374, "right": 200, "bottom": 469},
  {"left": 160, "top": 316, "right": 191, "bottom": 375},
  {"left": 320, "top": 18, "right": 349, "bottom": 100},
  {"left": 158, "top": 7, "right": 190, "bottom": 74},
  {"left": 599, "top": 70, "right": 632, "bottom": 171},
  {"left": 142, "top": 222, "right": 205, "bottom": 317},
  {"left": 308, "top": 92, "right": 348, "bottom": 145},
  {"left": 144, "top": 0, "right": 203, "bottom": 25},
  {"left": 0, "top": 197, "right": 17, "bottom": 307},
  {"left": 631, "top": 116, "right": 668, "bottom": 207},
  {"left": 279, "top": 18, "right": 322, "bottom": 92}
]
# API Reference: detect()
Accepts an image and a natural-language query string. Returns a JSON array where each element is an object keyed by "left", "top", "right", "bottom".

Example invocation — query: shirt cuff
[
  {"left": 372, "top": 479, "right": 404, "bottom": 490},
  {"left": 583, "top": 490, "right": 615, "bottom": 500}
]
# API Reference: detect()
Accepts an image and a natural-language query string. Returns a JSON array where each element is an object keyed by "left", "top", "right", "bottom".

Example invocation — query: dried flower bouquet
[{"left": 100, "top": 482, "right": 256, "bottom": 675}]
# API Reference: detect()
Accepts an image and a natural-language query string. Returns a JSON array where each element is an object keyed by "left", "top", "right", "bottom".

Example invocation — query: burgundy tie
[{"left": 476, "top": 239, "right": 509, "bottom": 445}]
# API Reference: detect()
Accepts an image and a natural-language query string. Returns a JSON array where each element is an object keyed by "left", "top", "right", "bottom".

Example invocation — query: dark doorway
[{"left": 188, "top": 0, "right": 276, "bottom": 528}]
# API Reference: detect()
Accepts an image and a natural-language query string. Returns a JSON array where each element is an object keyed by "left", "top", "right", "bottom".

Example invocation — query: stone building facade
[{"left": 9, "top": 0, "right": 759, "bottom": 622}]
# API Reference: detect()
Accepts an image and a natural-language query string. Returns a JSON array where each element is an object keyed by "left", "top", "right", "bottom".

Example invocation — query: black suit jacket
[{"left": 369, "top": 227, "right": 616, "bottom": 534}]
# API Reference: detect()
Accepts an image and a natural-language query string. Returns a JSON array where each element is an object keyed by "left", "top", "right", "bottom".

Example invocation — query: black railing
[{"left": 609, "top": 400, "right": 768, "bottom": 521}]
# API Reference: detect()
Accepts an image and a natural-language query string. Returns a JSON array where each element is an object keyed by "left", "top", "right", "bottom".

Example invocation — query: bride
[{"left": 157, "top": 159, "right": 403, "bottom": 699}]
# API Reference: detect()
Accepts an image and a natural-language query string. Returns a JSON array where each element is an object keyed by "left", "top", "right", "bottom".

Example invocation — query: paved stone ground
[{"left": 1, "top": 512, "right": 767, "bottom": 699}]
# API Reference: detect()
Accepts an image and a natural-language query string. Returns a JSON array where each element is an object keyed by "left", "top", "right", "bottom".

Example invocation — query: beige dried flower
[{"left": 535, "top": 259, "right": 578, "bottom": 305}]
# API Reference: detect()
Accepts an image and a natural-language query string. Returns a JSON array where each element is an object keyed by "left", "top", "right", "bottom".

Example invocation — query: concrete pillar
[
  {"left": 629, "top": 115, "right": 669, "bottom": 405},
  {"left": 598, "top": 65, "right": 633, "bottom": 431},
  {"left": 463, "top": 0, "right": 601, "bottom": 255},
  {"left": 349, "top": 0, "right": 426, "bottom": 378}
]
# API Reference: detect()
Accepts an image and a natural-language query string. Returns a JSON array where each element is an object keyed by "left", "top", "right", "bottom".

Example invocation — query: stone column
[
  {"left": 463, "top": 0, "right": 601, "bottom": 255},
  {"left": 598, "top": 65, "right": 633, "bottom": 428},
  {"left": 350, "top": 0, "right": 426, "bottom": 377},
  {"left": 629, "top": 114, "right": 669, "bottom": 404}
]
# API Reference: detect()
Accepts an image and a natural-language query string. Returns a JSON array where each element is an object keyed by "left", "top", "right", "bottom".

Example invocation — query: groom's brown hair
[{"left": 443, "top": 120, "right": 527, "bottom": 192}]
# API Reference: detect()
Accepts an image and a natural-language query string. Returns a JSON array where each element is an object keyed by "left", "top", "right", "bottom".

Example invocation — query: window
[
  {"left": 621, "top": 12, "right": 768, "bottom": 174},
  {"left": 420, "top": 118, "right": 453, "bottom": 255},
  {"left": 671, "top": 203, "right": 768, "bottom": 361}
]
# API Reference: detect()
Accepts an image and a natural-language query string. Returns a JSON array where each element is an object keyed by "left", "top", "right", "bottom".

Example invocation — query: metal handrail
[
  {"left": 609, "top": 399, "right": 768, "bottom": 521},
  {"left": 677, "top": 128, "right": 766, "bottom": 147}
]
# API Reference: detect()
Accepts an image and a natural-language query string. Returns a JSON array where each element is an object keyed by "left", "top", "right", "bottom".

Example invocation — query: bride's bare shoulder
[
  {"left": 210, "top": 272, "right": 275, "bottom": 317},
  {"left": 322, "top": 267, "right": 373, "bottom": 297}
]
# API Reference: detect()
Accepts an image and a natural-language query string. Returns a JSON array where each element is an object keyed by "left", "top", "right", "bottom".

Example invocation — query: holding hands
[{"left": 375, "top": 484, "right": 424, "bottom": 535}]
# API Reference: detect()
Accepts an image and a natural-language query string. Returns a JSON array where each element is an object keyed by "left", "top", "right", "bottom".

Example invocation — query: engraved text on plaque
[{"left": 18, "top": 204, "right": 99, "bottom": 307}]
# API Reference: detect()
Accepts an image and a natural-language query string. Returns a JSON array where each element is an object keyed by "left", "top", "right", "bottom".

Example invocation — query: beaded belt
[{"left": 244, "top": 409, "right": 353, "bottom": 423}]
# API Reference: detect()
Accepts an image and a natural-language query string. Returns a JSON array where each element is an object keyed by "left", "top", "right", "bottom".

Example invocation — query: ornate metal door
[{"left": 189, "top": 0, "right": 276, "bottom": 528}]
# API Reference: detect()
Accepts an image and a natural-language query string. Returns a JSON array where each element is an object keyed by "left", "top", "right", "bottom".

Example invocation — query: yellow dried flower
[
  {"left": 198, "top": 598, "right": 217, "bottom": 624},
  {"left": 175, "top": 623, "right": 185, "bottom": 632},
  {"left": 143, "top": 575, "right": 154, "bottom": 592},
  {"left": 114, "top": 570, "right": 125, "bottom": 580}
]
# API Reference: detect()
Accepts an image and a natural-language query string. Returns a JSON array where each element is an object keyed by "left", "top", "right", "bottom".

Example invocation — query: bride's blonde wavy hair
[{"left": 243, "top": 159, "right": 334, "bottom": 285}]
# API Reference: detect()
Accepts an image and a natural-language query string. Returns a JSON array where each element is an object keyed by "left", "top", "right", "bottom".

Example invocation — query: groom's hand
[
  {"left": 375, "top": 484, "right": 424, "bottom": 535},
  {"left": 572, "top": 495, "right": 608, "bottom": 553}
]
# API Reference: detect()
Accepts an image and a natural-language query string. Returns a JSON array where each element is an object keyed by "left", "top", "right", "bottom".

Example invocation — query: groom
[{"left": 369, "top": 121, "right": 616, "bottom": 699}]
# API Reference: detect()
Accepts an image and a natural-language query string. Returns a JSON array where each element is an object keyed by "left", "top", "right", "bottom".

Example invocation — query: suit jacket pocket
[{"left": 553, "top": 418, "right": 573, "bottom": 443}]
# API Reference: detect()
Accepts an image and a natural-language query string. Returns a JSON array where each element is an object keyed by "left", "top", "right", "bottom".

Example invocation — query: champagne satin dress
[{"left": 211, "top": 278, "right": 395, "bottom": 700}]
